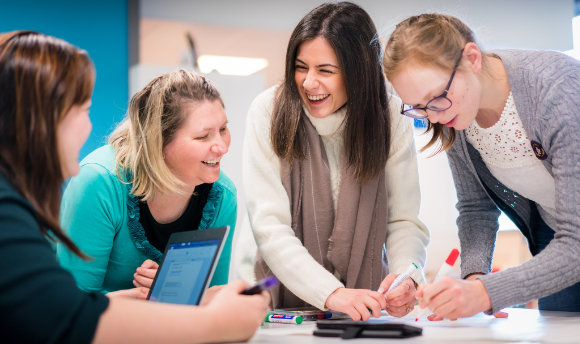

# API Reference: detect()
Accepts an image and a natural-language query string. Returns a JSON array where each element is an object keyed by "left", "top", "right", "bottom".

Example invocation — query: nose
[
  {"left": 302, "top": 69, "right": 318, "bottom": 90},
  {"left": 427, "top": 110, "right": 444, "bottom": 124},
  {"left": 211, "top": 135, "right": 229, "bottom": 155}
]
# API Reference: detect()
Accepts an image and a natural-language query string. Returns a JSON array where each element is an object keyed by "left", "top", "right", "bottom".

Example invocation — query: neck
[
  {"left": 476, "top": 56, "right": 511, "bottom": 128},
  {"left": 146, "top": 187, "right": 196, "bottom": 224}
]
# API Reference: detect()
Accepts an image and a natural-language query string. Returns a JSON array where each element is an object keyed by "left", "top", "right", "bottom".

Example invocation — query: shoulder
[
  {"left": 247, "top": 85, "right": 279, "bottom": 126},
  {"left": 214, "top": 171, "right": 237, "bottom": 198},
  {"left": 79, "top": 145, "right": 121, "bottom": 180},
  {"left": 64, "top": 145, "right": 127, "bottom": 200},
  {"left": 0, "top": 173, "right": 36, "bottom": 220},
  {"left": 250, "top": 85, "right": 278, "bottom": 110},
  {"left": 495, "top": 49, "right": 580, "bottom": 88},
  {"left": 0, "top": 173, "right": 43, "bottom": 244},
  {"left": 386, "top": 93, "right": 415, "bottom": 155}
]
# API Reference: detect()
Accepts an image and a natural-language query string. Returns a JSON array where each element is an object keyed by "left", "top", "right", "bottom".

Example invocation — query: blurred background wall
[{"left": 2, "top": 0, "right": 578, "bottom": 282}]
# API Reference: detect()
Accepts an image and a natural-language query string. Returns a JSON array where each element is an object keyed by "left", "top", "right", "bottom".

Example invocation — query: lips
[
  {"left": 444, "top": 115, "right": 458, "bottom": 127},
  {"left": 202, "top": 158, "right": 221, "bottom": 166},
  {"left": 306, "top": 93, "right": 329, "bottom": 105}
]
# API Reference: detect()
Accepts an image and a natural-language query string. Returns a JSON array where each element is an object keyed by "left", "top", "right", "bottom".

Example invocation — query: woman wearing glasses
[
  {"left": 240, "top": 2, "right": 429, "bottom": 321},
  {"left": 383, "top": 13, "right": 580, "bottom": 319}
]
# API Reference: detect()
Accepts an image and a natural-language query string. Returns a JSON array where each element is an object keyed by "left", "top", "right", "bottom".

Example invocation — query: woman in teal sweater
[{"left": 57, "top": 70, "right": 236, "bottom": 294}]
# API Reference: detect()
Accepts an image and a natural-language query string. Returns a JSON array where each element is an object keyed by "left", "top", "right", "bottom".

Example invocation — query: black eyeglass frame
[{"left": 400, "top": 49, "right": 464, "bottom": 119}]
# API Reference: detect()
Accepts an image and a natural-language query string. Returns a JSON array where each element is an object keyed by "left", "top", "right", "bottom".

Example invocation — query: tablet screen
[{"left": 148, "top": 239, "right": 220, "bottom": 305}]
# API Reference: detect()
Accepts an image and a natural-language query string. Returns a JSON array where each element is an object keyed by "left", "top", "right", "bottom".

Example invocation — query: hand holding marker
[
  {"left": 380, "top": 262, "right": 419, "bottom": 294},
  {"left": 416, "top": 248, "right": 460, "bottom": 319},
  {"left": 241, "top": 275, "right": 278, "bottom": 295},
  {"left": 240, "top": 277, "right": 305, "bottom": 325},
  {"left": 433, "top": 248, "right": 460, "bottom": 283}
]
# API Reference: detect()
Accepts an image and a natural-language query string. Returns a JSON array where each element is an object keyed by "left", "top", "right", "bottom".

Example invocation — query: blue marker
[{"left": 241, "top": 276, "right": 278, "bottom": 295}]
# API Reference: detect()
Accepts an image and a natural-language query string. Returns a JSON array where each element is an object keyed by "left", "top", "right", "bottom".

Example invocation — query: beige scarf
[{"left": 255, "top": 114, "right": 388, "bottom": 308}]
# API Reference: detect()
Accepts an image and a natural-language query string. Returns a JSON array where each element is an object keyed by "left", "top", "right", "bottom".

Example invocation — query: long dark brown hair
[
  {"left": 271, "top": 2, "right": 390, "bottom": 183},
  {"left": 0, "top": 31, "right": 95, "bottom": 257}
]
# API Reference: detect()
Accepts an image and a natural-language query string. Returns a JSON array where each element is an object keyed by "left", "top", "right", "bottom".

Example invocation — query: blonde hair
[
  {"left": 109, "top": 70, "right": 224, "bottom": 200},
  {"left": 383, "top": 13, "right": 481, "bottom": 152}
]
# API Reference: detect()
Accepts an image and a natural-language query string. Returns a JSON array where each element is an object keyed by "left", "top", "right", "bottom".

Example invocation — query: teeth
[
  {"left": 203, "top": 158, "right": 220, "bottom": 165},
  {"left": 307, "top": 94, "right": 329, "bottom": 101}
]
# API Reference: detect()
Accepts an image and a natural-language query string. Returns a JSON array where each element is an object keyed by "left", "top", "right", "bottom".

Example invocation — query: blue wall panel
[{"left": 0, "top": 0, "right": 129, "bottom": 160}]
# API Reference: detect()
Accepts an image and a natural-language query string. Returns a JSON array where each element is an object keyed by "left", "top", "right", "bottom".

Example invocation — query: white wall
[
  {"left": 142, "top": 0, "right": 574, "bottom": 50},
  {"left": 136, "top": 0, "right": 576, "bottom": 279}
]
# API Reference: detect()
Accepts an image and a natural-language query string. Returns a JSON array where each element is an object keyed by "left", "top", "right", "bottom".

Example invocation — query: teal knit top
[{"left": 56, "top": 145, "right": 237, "bottom": 293}]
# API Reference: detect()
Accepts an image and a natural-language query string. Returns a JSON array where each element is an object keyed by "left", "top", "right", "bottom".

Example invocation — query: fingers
[
  {"left": 135, "top": 286, "right": 149, "bottom": 300},
  {"left": 226, "top": 279, "right": 251, "bottom": 293},
  {"left": 427, "top": 313, "right": 444, "bottom": 321},
  {"left": 419, "top": 277, "right": 491, "bottom": 320},
  {"left": 385, "top": 278, "right": 415, "bottom": 305},
  {"left": 494, "top": 311, "right": 509, "bottom": 318},
  {"left": 133, "top": 272, "right": 154, "bottom": 288},
  {"left": 419, "top": 276, "right": 454, "bottom": 307},
  {"left": 377, "top": 273, "right": 397, "bottom": 294},
  {"left": 325, "top": 288, "right": 386, "bottom": 321},
  {"left": 385, "top": 298, "right": 416, "bottom": 317},
  {"left": 134, "top": 261, "right": 159, "bottom": 289},
  {"left": 140, "top": 259, "right": 159, "bottom": 269},
  {"left": 385, "top": 278, "right": 416, "bottom": 318},
  {"left": 354, "top": 302, "right": 371, "bottom": 321}
]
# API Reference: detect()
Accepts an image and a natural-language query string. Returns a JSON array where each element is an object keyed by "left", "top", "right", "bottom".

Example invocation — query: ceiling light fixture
[{"left": 198, "top": 55, "right": 268, "bottom": 76}]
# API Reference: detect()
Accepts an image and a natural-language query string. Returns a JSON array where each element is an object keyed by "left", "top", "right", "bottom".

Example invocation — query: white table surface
[{"left": 247, "top": 308, "right": 580, "bottom": 343}]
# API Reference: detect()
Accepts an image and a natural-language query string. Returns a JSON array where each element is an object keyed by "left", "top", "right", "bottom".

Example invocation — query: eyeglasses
[{"left": 400, "top": 49, "right": 464, "bottom": 120}]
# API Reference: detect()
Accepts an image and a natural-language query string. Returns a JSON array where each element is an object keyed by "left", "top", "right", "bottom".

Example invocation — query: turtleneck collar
[{"left": 302, "top": 104, "right": 347, "bottom": 137}]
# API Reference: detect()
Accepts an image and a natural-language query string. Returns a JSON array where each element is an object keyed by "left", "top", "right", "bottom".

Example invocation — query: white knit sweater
[{"left": 238, "top": 86, "right": 429, "bottom": 310}]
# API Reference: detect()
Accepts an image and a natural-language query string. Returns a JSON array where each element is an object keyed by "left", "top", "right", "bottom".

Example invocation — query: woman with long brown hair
[
  {"left": 240, "top": 2, "right": 429, "bottom": 321},
  {"left": 0, "top": 30, "right": 267, "bottom": 343}
]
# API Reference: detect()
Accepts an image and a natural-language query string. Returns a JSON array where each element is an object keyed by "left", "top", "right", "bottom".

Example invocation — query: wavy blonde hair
[{"left": 109, "top": 70, "right": 223, "bottom": 200}]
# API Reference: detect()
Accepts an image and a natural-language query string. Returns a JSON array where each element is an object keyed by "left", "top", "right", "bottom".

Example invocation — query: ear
[{"left": 463, "top": 42, "right": 482, "bottom": 74}]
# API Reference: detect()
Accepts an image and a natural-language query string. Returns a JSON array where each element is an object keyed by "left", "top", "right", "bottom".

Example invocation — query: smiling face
[
  {"left": 162, "top": 99, "right": 230, "bottom": 190},
  {"left": 57, "top": 100, "right": 92, "bottom": 179},
  {"left": 294, "top": 36, "right": 347, "bottom": 118},
  {"left": 390, "top": 61, "right": 481, "bottom": 131}
]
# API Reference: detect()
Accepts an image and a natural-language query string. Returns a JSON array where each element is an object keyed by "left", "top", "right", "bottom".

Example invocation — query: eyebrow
[
  {"left": 295, "top": 58, "right": 340, "bottom": 69},
  {"left": 200, "top": 120, "right": 229, "bottom": 132}
]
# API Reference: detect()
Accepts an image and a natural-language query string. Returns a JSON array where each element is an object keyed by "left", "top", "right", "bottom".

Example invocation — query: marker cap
[{"left": 445, "top": 248, "right": 460, "bottom": 266}]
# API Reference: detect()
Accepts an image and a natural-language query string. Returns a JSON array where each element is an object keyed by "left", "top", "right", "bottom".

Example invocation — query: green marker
[{"left": 264, "top": 314, "right": 304, "bottom": 324}]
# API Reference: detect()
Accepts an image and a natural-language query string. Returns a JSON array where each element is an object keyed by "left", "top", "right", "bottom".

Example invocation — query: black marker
[{"left": 241, "top": 276, "right": 278, "bottom": 295}]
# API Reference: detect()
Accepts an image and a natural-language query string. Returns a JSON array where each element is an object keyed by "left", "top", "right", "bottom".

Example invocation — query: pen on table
[
  {"left": 378, "top": 262, "right": 419, "bottom": 294},
  {"left": 264, "top": 314, "right": 304, "bottom": 324},
  {"left": 241, "top": 276, "right": 278, "bottom": 295}
]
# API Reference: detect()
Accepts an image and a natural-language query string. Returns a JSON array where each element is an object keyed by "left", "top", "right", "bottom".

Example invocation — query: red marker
[{"left": 433, "top": 248, "right": 460, "bottom": 282}]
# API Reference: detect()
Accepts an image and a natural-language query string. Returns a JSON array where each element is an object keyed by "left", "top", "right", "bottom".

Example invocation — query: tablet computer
[{"left": 146, "top": 226, "right": 229, "bottom": 305}]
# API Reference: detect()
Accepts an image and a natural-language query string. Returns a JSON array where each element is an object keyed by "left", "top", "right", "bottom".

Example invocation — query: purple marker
[{"left": 241, "top": 276, "right": 278, "bottom": 295}]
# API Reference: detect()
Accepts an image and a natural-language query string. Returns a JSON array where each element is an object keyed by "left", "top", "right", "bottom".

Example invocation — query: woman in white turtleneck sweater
[{"left": 238, "top": 2, "right": 429, "bottom": 322}]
